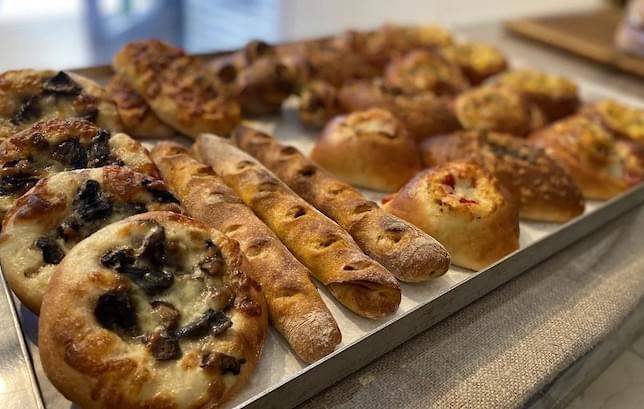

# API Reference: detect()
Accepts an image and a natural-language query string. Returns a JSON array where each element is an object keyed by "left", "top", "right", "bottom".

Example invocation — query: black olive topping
[
  {"left": 35, "top": 237, "right": 64, "bottom": 264},
  {"left": 141, "top": 179, "right": 180, "bottom": 204},
  {"left": 148, "top": 331, "right": 181, "bottom": 360},
  {"left": 75, "top": 180, "right": 113, "bottom": 221},
  {"left": 94, "top": 290, "right": 138, "bottom": 334},
  {"left": 0, "top": 162, "right": 39, "bottom": 196},
  {"left": 51, "top": 138, "right": 88, "bottom": 169},
  {"left": 42, "top": 71, "right": 82, "bottom": 95},
  {"left": 87, "top": 129, "right": 112, "bottom": 167},
  {"left": 10, "top": 96, "right": 41, "bottom": 125}
]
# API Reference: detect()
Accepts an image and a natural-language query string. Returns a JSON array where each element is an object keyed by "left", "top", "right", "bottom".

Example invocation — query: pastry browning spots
[
  {"left": 39, "top": 212, "right": 267, "bottom": 409},
  {"left": 383, "top": 161, "right": 519, "bottom": 271}
]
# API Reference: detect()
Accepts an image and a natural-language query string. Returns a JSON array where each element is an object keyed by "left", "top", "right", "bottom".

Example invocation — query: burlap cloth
[{"left": 297, "top": 202, "right": 644, "bottom": 409}]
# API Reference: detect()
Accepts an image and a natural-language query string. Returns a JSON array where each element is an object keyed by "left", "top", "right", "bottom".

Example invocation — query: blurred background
[{"left": 0, "top": 0, "right": 603, "bottom": 70}]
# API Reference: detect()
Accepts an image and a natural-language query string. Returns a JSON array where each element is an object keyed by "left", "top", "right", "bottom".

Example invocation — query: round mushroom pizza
[
  {"left": 0, "top": 166, "right": 182, "bottom": 313},
  {"left": 39, "top": 211, "right": 268, "bottom": 409}
]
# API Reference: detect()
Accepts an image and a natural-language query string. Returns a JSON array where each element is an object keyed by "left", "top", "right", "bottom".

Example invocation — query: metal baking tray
[{"left": 1, "top": 42, "right": 643, "bottom": 409}]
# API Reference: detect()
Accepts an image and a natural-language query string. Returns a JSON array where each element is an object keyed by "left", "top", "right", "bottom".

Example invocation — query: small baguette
[
  {"left": 150, "top": 142, "right": 341, "bottom": 363},
  {"left": 195, "top": 134, "right": 401, "bottom": 319},
  {"left": 234, "top": 125, "right": 450, "bottom": 282}
]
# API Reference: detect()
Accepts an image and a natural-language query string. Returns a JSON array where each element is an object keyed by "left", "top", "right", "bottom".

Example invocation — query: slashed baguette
[
  {"left": 112, "top": 39, "right": 240, "bottom": 138},
  {"left": 195, "top": 134, "right": 401, "bottom": 319},
  {"left": 150, "top": 142, "right": 341, "bottom": 363},
  {"left": 234, "top": 125, "right": 450, "bottom": 282}
]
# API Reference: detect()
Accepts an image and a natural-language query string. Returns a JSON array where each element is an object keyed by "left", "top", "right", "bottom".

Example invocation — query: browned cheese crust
[
  {"left": 439, "top": 42, "right": 508, "bottom": 85},
  {"left": 234, "top": 125, "right": 450, "bottom": 282},
  {"left": 106, "top": 75, "right": 176, "bottom": 139},
  {"left": 421, "top": 131, "right": 585, "bottom": 222},
  {"left": 384, "top": 50, "right": 469, "bottom": 96},
  {"left": 497, "top": 69, "right": 580, "bottom": 122},
  {"left": 150, "top": 142, "right": 341, "bottom": 363},
  {"left": 580, "top": 99, "right": 644, "bottom": 143},
  {"left": 383, "top": 161, "right": 519, "bottom": 271},
  {"left": 39, "top": 211, "right": 268, "bottom": 409},
  {"left": 0, "top": 118, "right": 158, "bottom": 220},
  {"left": 113, "top": 39, "right": 241, "bottom": 138},
  {"left": 0, "top": 69, "right": 122, "bottom": 140},
  {"left": 195, "top": 134, "right": 401, "bottom": 319},
  {"left": 530, "top": 116, "right": 644, "bottom": 200},
  {"left": 338, "top": 79, "right": 460, "bottom": 140},
  {"left": 310, "top": 108, "right": 422, "bottom": 192},
  {"left": 454, "top": 85, "right": 546, "bottom": 136},
  {"left": 0, "top": 167, "right": 182, "bottom": 313}
]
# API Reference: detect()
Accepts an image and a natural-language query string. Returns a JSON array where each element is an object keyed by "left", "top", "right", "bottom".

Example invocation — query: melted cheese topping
[
  {"left": 596, "top": 100, "right": 644, "bottom": 141},
  {"left": 500, "top": 69, "right": 577, "bottom": 97},
  {"left": 442, "top": 42, "right": 505, "bottom": 71}
]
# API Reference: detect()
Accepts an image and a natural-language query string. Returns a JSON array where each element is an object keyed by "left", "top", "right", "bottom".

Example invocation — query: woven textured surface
[{"left": 299, "top": 206, "right": 644, "bottom": 409}]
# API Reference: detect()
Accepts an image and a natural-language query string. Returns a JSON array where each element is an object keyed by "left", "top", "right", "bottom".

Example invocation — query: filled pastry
[
  {"left": 311, "top": 108, "right": 422, "bottom": 192},
  {"left": 497, "top": 69, "right": 580, "bottom": 122},
  {"left": 581, "top": 99, "right": 644, "bottom": 143},
  {"left": 383, "top": 161, "right": 519, "bottom": 271},
  {"left": 421, "top": 130, "right": 585, "bottom": 222},
  {"left": 530, "top": 116, "right": 643, "bottom": 200}
]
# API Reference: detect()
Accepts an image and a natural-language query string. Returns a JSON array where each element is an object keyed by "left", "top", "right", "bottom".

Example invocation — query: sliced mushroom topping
[
  {"left": 42, "top": 71, "right": 82, "bottom": 95},
  {"left": 51, "top": 138, "right": 88, "bottom": 169},
  {"left": 75, "top": 180, "right": 112, "bottom": 221},
  {"left": 147, "top": 330, "right": 181, "bottom": 360},
  {"left": 136, "top": 224, "right": 167, "bottom": 265},
  {"left": 10, "top": 96, "right": 41, "bottom": 125},
  {"left": 35, "top": 237, "right": 64, "bottom": 264},
  {"left": 142, "top": 178, "right": 180, "bottom": 204},
  {"left": 0, "top": 160, "right": 38, "bottom": 195},
  {"left": 150, "top": 300, "right": 180, "bottom": 330},
  {"left": 94, "top": 290, "right": 138, "bottom": 335},
  {"left": 199, "top": 240, "right": 225, "bottom": 276},
  {"left": 87, "top": 130, "right": 113, "bottom": 167},
  {"left": 200, "top": 351, "right": 246, "bottom": 375},
  {"left": 173, "top": 308, "right": 232, "bottom": 339}
]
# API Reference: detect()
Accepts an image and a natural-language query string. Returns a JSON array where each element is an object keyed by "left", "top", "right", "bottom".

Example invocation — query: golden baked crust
[
  {"left": 39, "top": 211, "right": 268, "bottom": 409},
  {"left": 383, "top": 161, "right": 519, "bottom": 271},
  {"left": 454, "top": 85, "right": 546, "bottom": 136},
  {"left": 311, "top": 108, "right": 422, "bottom": 192},
  {"left": 234, "top": 125, "right": 450, "bottom": 282},
  {"left": 530, "top": 116, "right": 643, "bottom": 200},
  {"left": 367, "top": 24, "right": 454, "bottom": 58},
  {"left": 0, "top": 167, "right": 182, "bottom": 313},
  {"left": 195, "top": 134, "right": 401, "bottom": 319},
  {"left": 151, "top": 142, "right": 341, "bottom": 363},
  {"left": 384, "top": 50, "right": 469, "bottom": 95},
  {"left": 581, "top": 99, "right": 644, "bottom": 143},
  {"left": 0, "top": 118, "right": 158, "bottom": 220},
  {"left": 338, "top": 79, "right": 460, "bottom": 140},
  {"left": 113, "top": 39, "right": 241, "bottom": 138},
  {"left": 297, "top": 80, "right": 341, "bottom": 127},
  {"left": 439, "top": 42, "right": 508, "bottom": 85},
  {"left": 106, "top": 75, "right": 176, "bottom": 139},
  {"left": 421, "top": 131, "right": 585, "bottom": 222},
  {"left": 0, "top": 69, "right": 122, "bottom": 140},
  {"left": 497, "top": 69, "right": 580, "bottom": 122}
]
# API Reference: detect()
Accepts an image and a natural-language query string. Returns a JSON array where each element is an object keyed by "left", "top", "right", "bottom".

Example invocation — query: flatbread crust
[
  {"left": 0, "top": 167, "right": 182, "bottom": 313},
  {"left": 39, "top": 211, "right": 268, "bottom": 409},
  {"left": 106, "top": 75, "right": 176, "bottom": 139},
  {"left": 113, "top": 39, "right": 241, "bottom": 138},
  {"left": 0, "top": 69, "right": 122, "bottom": 140},
  {"left": 0, "top": 118, "right": 158, "bottom": 220}
]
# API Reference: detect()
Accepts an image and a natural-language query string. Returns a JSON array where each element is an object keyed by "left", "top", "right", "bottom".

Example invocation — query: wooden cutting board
[{"left": 505, "top": 7, "right": 644, "bottom": 77}]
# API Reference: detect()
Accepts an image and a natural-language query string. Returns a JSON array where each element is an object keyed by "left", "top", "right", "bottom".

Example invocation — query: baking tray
[{"left": 1, "top": 46, "right": 644, "bottom": 409}]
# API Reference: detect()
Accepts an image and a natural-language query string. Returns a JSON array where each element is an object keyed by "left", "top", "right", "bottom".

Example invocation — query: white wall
[{"left": 278, "top": 0, "right": 603, "bottom": 40}]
